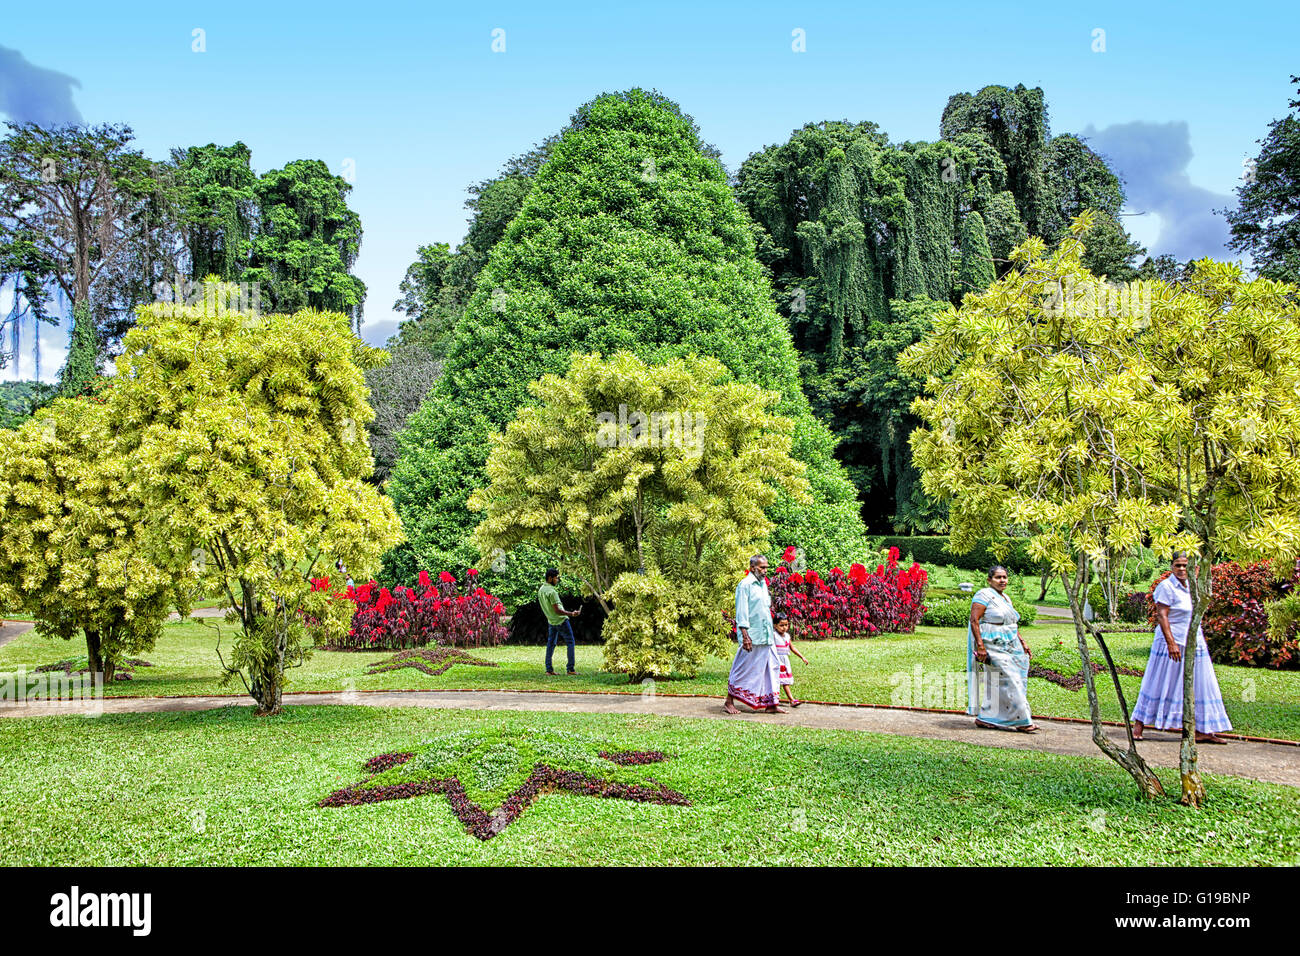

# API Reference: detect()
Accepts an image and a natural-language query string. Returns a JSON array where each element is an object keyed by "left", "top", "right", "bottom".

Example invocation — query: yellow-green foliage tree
[
  {"left": 470, "top": 352, "right": 809, "bottom": 680},
  {"left": 901, "top": 213, "right": 1300, "bottom": 805},
  {"left": 0, "top": 395, "right": 191, "bottom": 681},
  {"left": 107, "top": 284, "right": 402, "bottom": 714}
]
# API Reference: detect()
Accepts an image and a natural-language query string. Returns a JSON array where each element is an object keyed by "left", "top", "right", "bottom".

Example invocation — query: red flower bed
[
  {"left": 1144, "top": 560, "right": 1300, "bottom": 670},
  {"left": 334, "top": 569, "right": 508, "bottom": 650},
  {"left": 768, "top": 546, "right": 927, "bottom": 640}
]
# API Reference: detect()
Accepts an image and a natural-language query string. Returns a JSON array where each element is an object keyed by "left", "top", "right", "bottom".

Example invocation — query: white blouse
[{"left": 1152, "top": 575, "right": 1203, "bottom": 646}]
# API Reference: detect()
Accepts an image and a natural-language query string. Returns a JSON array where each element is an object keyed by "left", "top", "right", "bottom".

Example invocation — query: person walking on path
[
  {"left": 725, "top": 554, "right": 785, "bottom": 714},
  {"left": 968, "top": 565, "right": 1037, "bottom": 733},
  {"left": 773, "top": 613, "right": 808, "bottom": 708},
  {"left": 1131, "top": 554, "right": 1232, "bottom": 744},
  {"left": 539, "top": 568, "right": 581, "bottom": 676}
]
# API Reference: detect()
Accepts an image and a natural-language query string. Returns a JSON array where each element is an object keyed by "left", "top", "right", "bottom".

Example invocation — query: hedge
[{"left": 875, "top": 536, "right": 1043, "bottom": 574}]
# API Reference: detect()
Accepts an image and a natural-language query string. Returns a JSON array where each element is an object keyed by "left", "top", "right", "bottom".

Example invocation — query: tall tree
[
  {"left": 0, "top": 393, "right": 192, "bottom": 682},
  {"left": 0, "top": 121, "right": 164, "bottom": 362},
  {"left": 809, "top": 298, "right": 948, "bottom": 531},
  {"left": 245, "top": 159, "right": 366, "bottom": 331},
  {"left": 169, "top": 142, "right": 258, "bottom": 282},
  {"left": 1222, "top": 75, "right": 1300, "bottom": 283},
  {"left": 388, "top": 89, "right": 867, "bottom": 598},
  {"left": 902, "top": 213, "right": 1300, "bottom": 805},
  {"left": 940, "top": 85, "right": 1051, "bottom": 237},
  {"left": 107, "top": 283, "right": 402, "bottom": 714}
]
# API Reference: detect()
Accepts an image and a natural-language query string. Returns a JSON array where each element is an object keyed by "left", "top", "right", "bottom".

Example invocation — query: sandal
[
  {"left": 1015, "top": 724, "right": 1039, "bottom": 734},
  {"left": 974, "top": 719, "right": 999, "bottom": 730}
]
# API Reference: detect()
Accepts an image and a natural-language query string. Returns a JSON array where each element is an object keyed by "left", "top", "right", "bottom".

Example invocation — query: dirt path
[{"left": 3, "top": 686, "right": 1296, "bottom": 788}]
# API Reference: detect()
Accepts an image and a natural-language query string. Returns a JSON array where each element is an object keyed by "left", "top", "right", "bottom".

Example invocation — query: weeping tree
[
  {"left": 469, "top": 351, "right": 809, "bottom": 680},
  {"left": 106, "top": 282, "right": 401, "bottom": 714},
  {"left": 902, "top": 213, "right": 1300, "bottom": 805}
]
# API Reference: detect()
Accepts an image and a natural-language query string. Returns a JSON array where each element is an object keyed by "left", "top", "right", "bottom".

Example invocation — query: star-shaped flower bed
[
  {"left": 318, "top": 728, "right": 689, "bottom": 840},
  {"left": 364, "top": 647, "right": 498, "bottom": 678}
]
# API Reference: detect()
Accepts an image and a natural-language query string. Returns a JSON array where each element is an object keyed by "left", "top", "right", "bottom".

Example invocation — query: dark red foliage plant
[
  {"left": 767, "top": 546, "right": 927, "bottom": 640},
  {"left": 1144, "top": 560, "right": 1300, "bottom": 670},
  {"left": 332, "top": 569, "right": 509, "bottom": 650}
]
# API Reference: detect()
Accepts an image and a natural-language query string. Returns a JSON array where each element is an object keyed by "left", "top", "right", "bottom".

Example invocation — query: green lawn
[
  {"left": 3, "top": 616, "right": 1298, "bottom": 740},
  {"left": 2, "top": 706, "right": 1295, "bottom": 866}
]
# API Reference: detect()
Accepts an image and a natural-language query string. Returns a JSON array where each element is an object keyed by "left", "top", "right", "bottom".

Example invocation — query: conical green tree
[{"left": 388, "top": 90, "right": 867, "bottom": 598}]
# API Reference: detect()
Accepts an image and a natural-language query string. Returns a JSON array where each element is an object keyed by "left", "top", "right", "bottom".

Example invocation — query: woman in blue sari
[{"left": 968, "top": 565, "right": 1037, "bottom": 733}]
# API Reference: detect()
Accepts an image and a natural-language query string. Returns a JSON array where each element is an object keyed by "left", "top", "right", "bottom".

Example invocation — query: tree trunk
[
  {"left": 1062, "top": 565, "right": 1165, "bottom": 800},
  {"left": 250, "top": 609, "right": 289, "bottom": 717},
  {"left": 253, "top": 680, "right": 283, "bottom": 717},
  {"left": 84, "top": 630, "right": 104, "bottom": 679},
  {"left": 1179, "top": 560, "right": 1210, "bottom": 807}
]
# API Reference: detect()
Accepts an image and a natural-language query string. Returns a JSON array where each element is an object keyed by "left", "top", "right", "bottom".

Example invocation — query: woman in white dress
[
  {"left": 1131, "top": 554, "right": 1232, "bottom": 743},
  {"left": 968, "top": 565, "right": 1037, "bottom": 733}
]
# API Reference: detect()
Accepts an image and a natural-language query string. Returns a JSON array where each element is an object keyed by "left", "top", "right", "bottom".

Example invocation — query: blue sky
[{"left": 3, "top": 0, "right": 1298, "bottom": 380}]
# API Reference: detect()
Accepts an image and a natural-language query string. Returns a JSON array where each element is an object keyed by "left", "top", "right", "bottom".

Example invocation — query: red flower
[
  {"left": 439, "top": 571, "right": 456, "bottom": 584},
  {"left": 783, "top": 546, "right": 798, "bottom": 563},
  {"left": 466, "top": 568, "right": 479, "bottom": 577},
  {"left": 418, "top": 570, "right": 432, "bottom": 589}
]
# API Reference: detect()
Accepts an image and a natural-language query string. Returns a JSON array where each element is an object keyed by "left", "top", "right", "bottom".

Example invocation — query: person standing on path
[
  {"left": 725, "top": 554, "right": 785, "bottom": 714},
  {"left": 1131, "top": 553, "right": 1232, "bottom": 743},
  {"left": 539, "top": 568, "right": 581, "bottom": 676}
]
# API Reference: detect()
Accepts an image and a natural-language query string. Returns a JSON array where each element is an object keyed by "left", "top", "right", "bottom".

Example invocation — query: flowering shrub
[
  {"left": 768, "top": 546, "right": 927, "bottom": 639},
  {"left": 334, "top": 569, "right": 508, "bottom": 650},
  {"left": 1144, "top": 560, "right": 1300, "bottom": 670}
]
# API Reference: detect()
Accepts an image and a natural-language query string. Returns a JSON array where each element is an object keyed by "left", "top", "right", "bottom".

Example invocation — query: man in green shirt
[{"left": 539, "top": 568, "right": 582, "bottom": 675}]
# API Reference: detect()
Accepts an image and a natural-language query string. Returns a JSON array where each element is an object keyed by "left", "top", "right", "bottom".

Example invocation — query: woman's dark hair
[
  {"left": 987, "top": 564, "right": 1009, "bottom": 580},
  {"left": 773, "top": 613, "right": 789, "bottom": 625}
]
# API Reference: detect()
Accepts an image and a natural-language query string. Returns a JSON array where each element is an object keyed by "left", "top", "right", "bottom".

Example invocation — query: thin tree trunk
[
  {"left": 1179, "top": 559, "right": 1209, "bottom": 807},
  {"left": 83, "top": 630, "right": 103, "bottom": 679},
  {"left": 1062, "top": 563, "right": 1165, "bottom": 799}
]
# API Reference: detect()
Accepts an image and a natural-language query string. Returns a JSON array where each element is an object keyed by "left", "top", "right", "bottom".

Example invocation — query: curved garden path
[{"left": 3, "top": 685, "right": 1296, "bottom": 788}]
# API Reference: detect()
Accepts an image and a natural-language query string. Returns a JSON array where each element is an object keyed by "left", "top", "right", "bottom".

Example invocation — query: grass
[
  {"left": 1, "top": 706, "right": 1295, "bottom": 866},
  {"left": 3, "top": 616, "right": 1298, "bottom": 740}
]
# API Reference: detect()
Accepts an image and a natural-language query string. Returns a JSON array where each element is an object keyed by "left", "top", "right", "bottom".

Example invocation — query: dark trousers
[{"left": 546, "top": 619, "right": 576, "bottom": 672}]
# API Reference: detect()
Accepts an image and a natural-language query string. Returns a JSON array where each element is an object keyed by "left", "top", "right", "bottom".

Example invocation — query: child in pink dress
[{"left": 773, "top": 615, "right": 808, "bottom": 707}]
